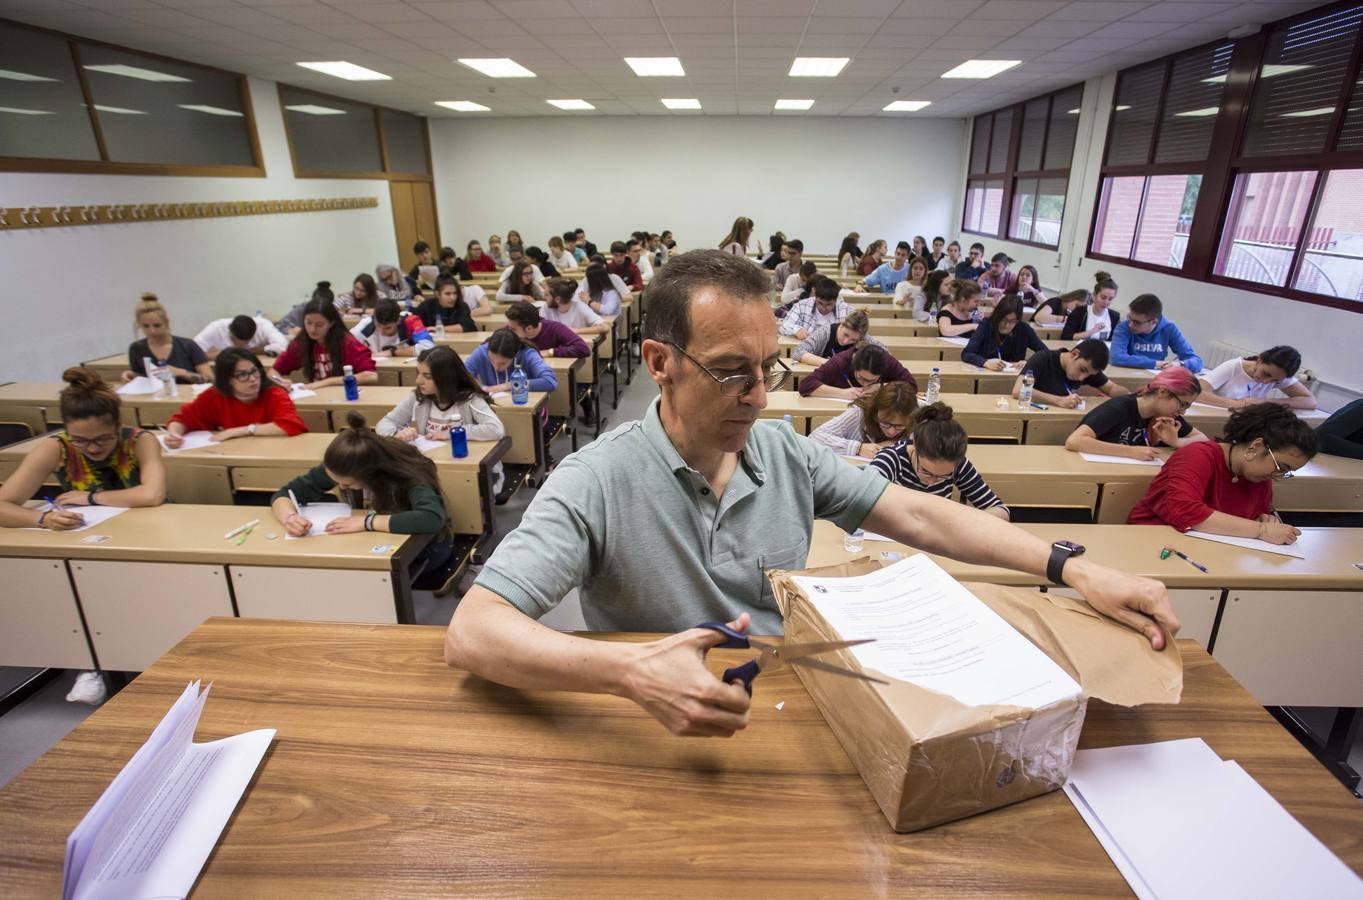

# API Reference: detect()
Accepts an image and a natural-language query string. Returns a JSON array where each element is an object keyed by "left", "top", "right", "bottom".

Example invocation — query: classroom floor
[{"left": 2, "top": 371, "right": 1360, "bottom": 803}]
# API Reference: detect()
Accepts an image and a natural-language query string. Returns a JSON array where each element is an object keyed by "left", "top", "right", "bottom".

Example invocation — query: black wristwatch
[{"left": 1047, "top": 540, "right": 1086, "bottom": 586}]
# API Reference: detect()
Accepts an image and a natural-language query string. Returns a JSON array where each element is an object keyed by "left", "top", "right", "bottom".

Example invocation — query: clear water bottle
[
  {"left": 971, "top": 306, "right": 982, "bottom": 323},
  {"left": 925, "top": 367, "right": 941, "bottom": 404},
  {"left": 782, "top": 413, "right": 792, "bottom": 429},
  {"left": 510, "top": 364, "right": 529, "bottom": 405},
  {"left": 435, "top": 318, "right": 446, "bottom": 339},
  {"left": 1018, "top": 369, "right": 1035, "bottom": 408},
  {"left": 844, "top": 528, "right": 865, "bottom": 553},
  {"left": 343, "top": 364, "right": 359, "bottom": 401},
  {"left": 449, "top": 412, "right": 468, "bottom": 458}
]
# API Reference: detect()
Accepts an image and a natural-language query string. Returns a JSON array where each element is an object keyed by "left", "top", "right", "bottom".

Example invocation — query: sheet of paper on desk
[
  {"left": 284, "top": 502, "right": 352, "bottom": 539},
  {"left": 793, "top": 554, "right": 1080, "bottom": 709},
  {"left": 157, "top": 430, "right": 214, "bottom": 455},
  {"left": 116, "top": 376, "right": 160, "bottom": 395},
  {"left": 1064, "top": 738, "right": 1363, "bottom": 900},
  {"left": 61, "top": 680, "right": 275, "bottom": 900},
  {"left": 289, "top": 386, "right": 317, "bottom": 400},
  {"left": 412, "top": 435, "right": 443, "bottom": 452},
  {"left": 192, "top": 383, "right": 211, "bottom": 396},
  {"left": 26, "top": 505, "right": 127, "bottom": 533},
  {"left": 1079, "top": 452, "right": 1164, "bottom": 466},
  {"left": 939, "top": 336, "right": 969, "bottom": 346},
  {"left": 1184, "top": 530, "right": 1307, "bottom": 559}
]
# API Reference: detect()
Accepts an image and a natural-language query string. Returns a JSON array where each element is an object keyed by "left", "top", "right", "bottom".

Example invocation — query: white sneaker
[
  {"left": 491, "top": 470, "right": 505, "bottom": 495},
  {"left": 66, "top": 671, "right": 108, "bottom": 705}
]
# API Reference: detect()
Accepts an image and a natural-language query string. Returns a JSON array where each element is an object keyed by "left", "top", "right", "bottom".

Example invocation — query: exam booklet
[{"left": 62, "top": 681, "right": 274, "bottom": 900}]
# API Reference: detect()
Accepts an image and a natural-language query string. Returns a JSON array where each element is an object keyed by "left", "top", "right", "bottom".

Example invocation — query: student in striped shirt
[
  {"left": 869, "top": 403, "right": 1010, "bottom": 520},
  {"left": 809, "top": 382, "right": 918, "bottom": 459}
]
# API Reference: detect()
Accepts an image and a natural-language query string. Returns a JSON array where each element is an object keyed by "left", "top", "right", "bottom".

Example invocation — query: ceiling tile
[
  {"left": 810, "top": 0, "right": 901, "bottom": 15},
  {"left": 974, "top": 1, "right": 1068, "bottom": 19},
  {"left": 805, "top": 17, "right": 883, "bottom": 34},
  {"left": 1047, "top": 1, "right": 1152, "bottom": 22}
]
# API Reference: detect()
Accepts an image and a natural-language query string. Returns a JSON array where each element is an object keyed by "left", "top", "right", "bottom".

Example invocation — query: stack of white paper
[
  {"left": 115, "top": 377, "right": 161, "bottom": 396},
  {"left": 26, "top": 505, "right": 128, "bottom": 533},
  {"left": 1185, "top": 530, "right": 1308, "bottom": 559},
  {"left": 1079, "top": 452, "right": 1163, "bottom": 467},
  {"left": 156, "top": 430, "right": 215, "bottom": 455},
  {"left": 284, "top": 501, "right": 352, "bottom": 539},
  {"left": 62, "top": 681, "right": 274, "bottom": 900},
  {"left": 794, "top": 555, "right": 1081, "bottom": 709},
  {"left": 288, "top": 385, "right": 317, "bottom": 400},
  {"left": 412, "top": 435, "right": 444, "bottom": 452},
  {"left": 1065, "top": 739, "right": 1362, "bottom": 899},
  {"left": 938, "top": 336, "right": 969, "bottom": 347}
]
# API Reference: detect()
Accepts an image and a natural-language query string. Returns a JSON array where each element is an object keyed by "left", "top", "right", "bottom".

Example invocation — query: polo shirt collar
[{"left": 642, "top": 397, "right": 767, "bottom": 485}]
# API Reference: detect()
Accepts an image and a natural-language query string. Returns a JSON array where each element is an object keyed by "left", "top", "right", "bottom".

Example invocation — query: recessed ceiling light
[
  {"left": 941, "top": 59, "right": 1021, "bottom": 79},
  {"left": 1280, "top": 106, "right": 1335, "bottom": 118},
  {"left": 0, "top": 105, "right": 54, "bottom": 115},
  {"left": 297, "top": 61, "right": 391, "bottom": 81},
  {"left": 883, "top": 100, "right": 930, "bottom": 112},
  {"left": 789, "top": 57, "right": 849, "bottom": 77},
  {"left": 1203, "top": 63, "right": 1309, "bottom": 85},
  {"left": 1174, "top": 106, "right": 1220, "bottom": 117},
  {"left": 94, "top": 104, "right": 147, "bottom": 115},
  {"left": 458, "top": 58, "right": 536, "bottom": 78},
  {"left": 178, "top": 104, "right": 243, "bottom": 117},
  {"left": 0, "top": 68, "right": 57, "bottom": 82},
  {"left": 286, "top": 103, "right": 347, "bottom": 116},
  {"left": 547, "top": 99, "right": 594, "bottom": 110},
  {"left": 775, "top": 99, "right": 814, "bottom": 110},
  {"left": 434, "top": 100, "right": 490, "bottom": 112},
  {"left": 83, "top": 63, "right": 190, "bottom": 83},
  {"left": 624, "top": 57, "right": 684, "bottom": 77},
  {"left": 661, "top": 98, "right": 701, "bottom": 109}
]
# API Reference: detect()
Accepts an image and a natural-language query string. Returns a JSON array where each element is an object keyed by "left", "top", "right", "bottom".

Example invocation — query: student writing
[
  {"left": 779, "top": 276, "right": 853, "bottom": 339},
  {"left": 503, "top": 300, "right": 591, "bottom": 359},
  {"left": 809, "top": 381, "right": 917, "bottom": 459},
  {"left": 497, "top": 261, "right": 546, "bottom": 303},
  {"left": 269, "top": 286, "right": 378, "bottom": 390},
  {"left": 961, "top": 296, "right": 1047, "bottom": 370},
  {"left": 163, "top": 349, "right": 306, "bottom": 447},
  {"left": 544, "top": 278, "right": 609, "bottom": 334},
  {"left": 869, "top": 403, "right": 1009, "bottom": 520},
  {"left": 464, "top": 328, "right": 558, "bottom": 396},
  {"left": 351, "top": 298, "right": 435, "bottom": 358},
  {"left": 1197, "top": 346, "right": 1316, "bottom": 410},
  {"left": 378, "top": 346, "right": 506, "bottom": 449},
  {"left": 1064, "top": 366, "right": 1208, "bottom": 461},
  {"left": 417, "top": 277, "right": 480, "bottom": 333},
  {"left": 793, "top": 309, "right": 880, "bottom": 367},
  {"left": 799, "top": 343, "right": 916, "bottom": 400},
  {"left": 335, "top": 273, "right": 380, "bottom": 315},
  {"left": 1109, "top": 293, "right": 1204, "bottom": 372},
  {"left": 194, "top": 314, "right": 288, "bottom": 360},
  {"left": 1016, "top": 340, "right": 1129, "bottom": 409},
  {"left": 122, "top": 293, "right": 212, "bottom": 384}
]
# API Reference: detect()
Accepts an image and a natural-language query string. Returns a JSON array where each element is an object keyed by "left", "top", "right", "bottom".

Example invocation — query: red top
[
  {"left": 466, "top": 254, "right": 496, "bottom": 273},
  {"left": 168, "top": 385, "right": 307, "bottom": 435},
  {"left": 607, "top": 259, "right": 644, "bottom": 292},
  {"left": 274, "top": 333, "right": 376, "bottom": 380},
  {"left": 858, "top": 255, "right": 880, "bottom": 276},
  {"left": 1127, "top": 439, "right": 1273, "bottom": 531}
]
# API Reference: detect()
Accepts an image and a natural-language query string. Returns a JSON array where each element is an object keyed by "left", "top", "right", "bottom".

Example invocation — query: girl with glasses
[
  {"left": 1128, "top": 403, "right": 1317, "bottom": 544},
  {"left": 809, "top": 382, "right": 918, "bottom": 459},
  {"left": 1065, "top": 366, "right": 1208, "bottom": 462},
  {"left": 0, "top": 367, "right": 165, "bottom": 530},
  {"left": 162, "top": 348, "right": 307, "bottom": 448},
  {"left": 869, "top": 402, "right": 1009, "bottom": 520}
]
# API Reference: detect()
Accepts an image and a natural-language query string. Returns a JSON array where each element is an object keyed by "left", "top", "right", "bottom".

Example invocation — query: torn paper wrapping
[{"left": 770, "top": 557, "right": 1182, "bottom": 833}]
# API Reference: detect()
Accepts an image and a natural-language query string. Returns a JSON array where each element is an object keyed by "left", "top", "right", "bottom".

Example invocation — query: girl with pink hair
[{"left": 1064, "top": 366, "right": 1210, "bottom": 461}]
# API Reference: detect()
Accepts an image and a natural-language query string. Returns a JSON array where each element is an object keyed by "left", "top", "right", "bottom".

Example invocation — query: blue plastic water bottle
[
  {"left": 510, "top": 364, "right": 529, "bottom": 405},
  {"left": 449, "top": 412, "right": 468, "bottom": 458},
  {"left": 343, "top": 365, "right": 359, "bottom": 401}
]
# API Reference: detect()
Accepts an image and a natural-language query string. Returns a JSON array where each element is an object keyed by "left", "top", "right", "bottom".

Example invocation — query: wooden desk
[
  {"left": 1, "top": 617, "right": 1360, "bottom": 897},
  {"left": 0, "top": 508, "right": 429, "bottom": 672}
]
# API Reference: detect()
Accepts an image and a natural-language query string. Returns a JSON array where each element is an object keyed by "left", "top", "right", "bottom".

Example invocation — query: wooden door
[{"left": 389, "top": 180, "right": 440, "bottom": 271}]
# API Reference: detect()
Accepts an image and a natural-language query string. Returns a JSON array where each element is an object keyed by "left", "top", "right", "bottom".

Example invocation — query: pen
[
  {"left": 1029, "top": 401, "right": 1049, "bottom": 410},
  {"left": 288, "top": 489, "right": 302, "bottom": 516},
  {"left": 224, "top": 518, "right": 260, "bottom": 540},
  {"left": 1160, "top": 545, "right": 1208, "bottom": 573}
]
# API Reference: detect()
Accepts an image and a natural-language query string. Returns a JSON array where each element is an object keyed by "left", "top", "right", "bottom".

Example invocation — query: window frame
[
  {"left": 1087, "top": 1, "right": 1363, "bottom": 314},
  {"left": 0, "top": 16, "right": 264, "bottom": 178},
  {"left": 277, "top": 84, "right": 433, "bottom": 183},
  {"left": 961, "top": 83, "right": 1084, "bottom": 251}
]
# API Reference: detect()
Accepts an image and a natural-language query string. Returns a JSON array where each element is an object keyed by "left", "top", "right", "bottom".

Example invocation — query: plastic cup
[{"left": 844, "top": 528, "right": 865, "bottom": 554}]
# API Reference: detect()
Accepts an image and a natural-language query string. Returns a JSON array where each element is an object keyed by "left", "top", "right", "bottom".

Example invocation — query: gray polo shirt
[{"left": 476, "top": 397, "right": 888, "bottom": 634}]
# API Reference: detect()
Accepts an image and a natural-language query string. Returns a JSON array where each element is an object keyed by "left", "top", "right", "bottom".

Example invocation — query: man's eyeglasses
[
  {"left": 232, "top": 369, "right": 262, "bottom": 383},
  {"left": 1265, "top": 444, "right": 1295, "bottom": 480},
  {"left": 666, "top": 341, "right": 791, "bottom": 397}
]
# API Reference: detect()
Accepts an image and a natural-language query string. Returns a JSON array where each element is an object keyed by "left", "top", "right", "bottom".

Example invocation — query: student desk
[
  {"left": 765, "top": 392, "right": 1036, "bottom": 442},
  {"left": 777, "top": 336, "right": 1070, "bottom": 363},
  {"left": 476, "top": 311, "right": 626, "bottom": 407},
  {"left": 0, "top": 507, "right": 431, "bottom": 673},
  {"left": 1, "top": 617, "right": 1360, "bottom": 897}
]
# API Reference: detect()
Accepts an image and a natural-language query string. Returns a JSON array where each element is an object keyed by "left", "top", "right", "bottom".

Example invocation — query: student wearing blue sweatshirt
[
  {"left": 465, "top": 328, "right": 558, "bottom": 396},
  {"left": 1109, "top": 294, "right": 1204, "bottom": 373},
  {"left": 861, "top": 241, "right": 911, "bottom": 294}
]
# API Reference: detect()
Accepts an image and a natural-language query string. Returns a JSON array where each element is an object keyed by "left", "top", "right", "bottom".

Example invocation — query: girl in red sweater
[
  {"left": 164, "top": 348, "right": 307, "bottom": 447},
  {"left": 269, "top": 283, "right": 378, "bottom": 390},
  {"left": 1127, "top": 403, "right": 1318, "bottom": 544}
]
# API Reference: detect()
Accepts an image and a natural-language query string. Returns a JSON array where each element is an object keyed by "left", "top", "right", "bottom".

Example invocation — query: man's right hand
[{"left": 619, "top": 613, "right": 753, "bottom": 737}]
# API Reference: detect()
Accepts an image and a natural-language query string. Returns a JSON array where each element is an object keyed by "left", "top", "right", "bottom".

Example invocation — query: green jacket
[{"left": 272, "top": 465, "right": 447, "bottom": 536}]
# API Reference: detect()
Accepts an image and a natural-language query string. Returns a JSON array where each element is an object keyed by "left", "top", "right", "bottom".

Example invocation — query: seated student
[
  {"left": 525, "top": 246, "right": 559, "bottom": 279},
  {"left": 1031, "top": 288, "right": 1086, "bottom": 326},
  {"left": 910, "top": 235, "right": 929, "bottom": 262},
  {"left": 407, "top": 241, "right": 437, "bottom": 285},
  {"left": 920, "top": 269, "right": 953, "bottom": 320},
  {"left": 857, "top": 239, "right": 886, "bottom": 277},
  {"left": 937, "top": 278, "right": 982, "bottom": 338},
  {"left": 1197, "top": 346, "right": 1316, "bottom": 410},
  {"left": 870, "top": 402, "right": 1009, "bottom": 521},
  {"left": 562, "top": 232, "right": 586, "bottom": 265},
  {"left": 575, "top": 227, "right": 598, "bottom": 259},
  {"left": 1128, "top": 404, "right": 1317, "bottom": 544},
  {"left": 1017, "top": 340, "right": 1129, "bottom": 409},
  {"left": 414, "top": 264, "right": 442, "bottom": 296},
  {"left": 1110, "top": 293, "right": 1204, "bottom": 372},
  {"left": 121, "top": 293, "right": 212, "bottom": 385},
  {"left": 505, "top": 229, "right": 525, "bottom": 257},
  {"left": 465, "top": 239, "right": 497, "bottom": 273},
  {"left": 544, "top": 278, "right": 610, "bottom": 335},
  {"left": 488, "top": 234, "right": 511, "bottom": 267},
  {"left": 351, "top": 298, "right": 434, "bottom": 358},
  {"left": 799, "top": 343, "right": 916, "bottom": 400},
  {"left": 862, "top": 241, "right": 912, "bottom": 294},
  {"left": 438, "top": 246, "right": 472, "bottom": 281},
  {"left": 627, "top": 238, "right": 654, "bottom": 283},
  {"left": 962, "top": 296, "right": 1047, "bottom": 370},
  {"left": 978, "top": 252, "right": 1017, "bottom": 301},
  {"left": 837, "top": 235, "right": 860, "bottom": 277},
  {"left": 578, "top": 262, "right": 625, "bottom": 316},
  {"left": 1316, "top": 399, "right": 1363, "bottom": 460},
  {"left": 760, "top": 233, "right": 785, "bottom": 269},
  {"left": 195, "top": 314, "right": 288, "bottom": 359},
  {"left": 546, "top": 235, "right": 578, "bottom": 272},
  {"left": 892, "top": 257, "right": 932, "bottom": 321},
  {"left": 497, "top": 261, "right": 546, "bottom": 303},
  {"left": 937, "top": 240, "right": 962, "bottom": 273},
  {"left": 418, "top": 277, "right": 480, "bottom": 333},
  {"left": 1064, "top": 366, "right": 1208, "bottom": 461},
  {"left": 954, "top": 242, "right": 988, "bottom": 281},
  {"left": 504, "top": 300, "right": 590, "bottom": 359},
  {"left": 0, "top": 367, "right": 166, "bottom": 529},
  {"left": 606, "top": 241, "right": 644, "bottom": 292},
  {"left": 779, "top": 276, "right": 853, "bottom": 340},
  {"left": 374, "top": 263, "right": 414, "bottom": 304},
  {"left": 794, "top": 309, "right": 882, "bottom": 366},
  {"left": 335, "top": 273, "right": 380, "bottom": 315},
  {"left": 271, "top": 412, "right": 454, "bottom": 579},
  {"left": 1062, "top": 272, "right": 1119, "bottom": 341},
  {"left": 378, "top": 346, "right": 506, "bottom": 448},
  {"left": 1012, "top": 265, "right": 1050, "bottom": 313},
  {"left": 925, "top": 235, "right": 947, "bottom": 269},
  {"left": 773, "top": 239, "right": 804, "bottom": 287},
  {"left": 464, "top": 328, "right": 558, "bottom": 396},
  {"left": 163, "top": 348, "right": 307, "bottom": 447},
  {"left": 780, "top": 260, "right": 821, "bottom": 307},
  {"left": 810, "top": 381, "right": 918, "bottom": 459},
  {"left": 269, "top": 287, "right": 378, "bottom": 390}
]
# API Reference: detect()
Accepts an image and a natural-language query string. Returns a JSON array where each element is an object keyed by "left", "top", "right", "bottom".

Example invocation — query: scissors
[{"left": 698, "top": 622, "right": 889, "bottom": 695}]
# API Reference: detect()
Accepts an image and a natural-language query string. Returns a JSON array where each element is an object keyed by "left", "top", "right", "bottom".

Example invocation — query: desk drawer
[
  {"left": 231, "top": 565, "right": 396, "bottom": 624},
  {"left": 0, "top": 558, "right": 94, "bottom": 670},
  {"left": 230, "top": 465, "right": 313, "bottom": 494},
  {"left": 987, "top": 478, "right": 1097, "bottom": 513}
]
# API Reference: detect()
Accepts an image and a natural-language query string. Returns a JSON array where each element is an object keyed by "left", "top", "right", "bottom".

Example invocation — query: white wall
[
  {"left": 429, "top": 115, "right": 965, "bottom": 257},
  {"left": 959, "top": 75, "right": 1361, "bottom": 396},
  {"left": 0, "top": 76, "right": 399, "bottom": 383}
]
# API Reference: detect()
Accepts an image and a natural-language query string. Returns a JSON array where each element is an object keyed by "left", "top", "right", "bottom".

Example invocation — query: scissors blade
[
  {"left": 788, "top": 654, "right": 889, "bottom": 685},
  {"left": 758, "top": 638, "right": 875, "bottom": 662}
]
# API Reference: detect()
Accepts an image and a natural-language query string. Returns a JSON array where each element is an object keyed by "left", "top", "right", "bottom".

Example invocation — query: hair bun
[
  {"left": 316, "top": 280, "right": 332, "bottom": 290},
  {"left": 62, "top": 366, "right": 105, "bottom": 393},
  {"left": 1094, "top": 270, "right": 1111, "bottom": 281},
  {"left": 344, "top": 410, "right": 368, "bottom": 431},
  {"left": 915, "top": 401, "right": 953, "bottom": 423},
  {"left": 139, "top": 291, "right": 158, "bottom": 302}
]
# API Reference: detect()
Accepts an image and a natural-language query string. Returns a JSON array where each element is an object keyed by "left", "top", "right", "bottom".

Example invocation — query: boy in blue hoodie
[
  {"left": 1109, "top": 293, "right": 1203, "bottom": 373},
  {"left": 464, "top": 328, "right": 558, "bottom": 395}
]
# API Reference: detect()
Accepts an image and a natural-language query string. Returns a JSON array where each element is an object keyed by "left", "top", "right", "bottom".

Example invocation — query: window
[
  {"left": 0, "top": 19, "right": 260, "bottom": 175},
  {"left": 381, "top": 110, "right": 430, "bottom": 175},
  {"left": 962, "top": 84, "right": 1083, "bottom": 248},
  {"left": 280, "top": 85, "right": 432, "bottom": 180}
]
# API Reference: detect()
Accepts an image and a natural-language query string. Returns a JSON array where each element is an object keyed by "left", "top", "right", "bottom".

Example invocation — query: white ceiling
[{"left": 0, "top": 0, "right": 1325, "bottom": 118}]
